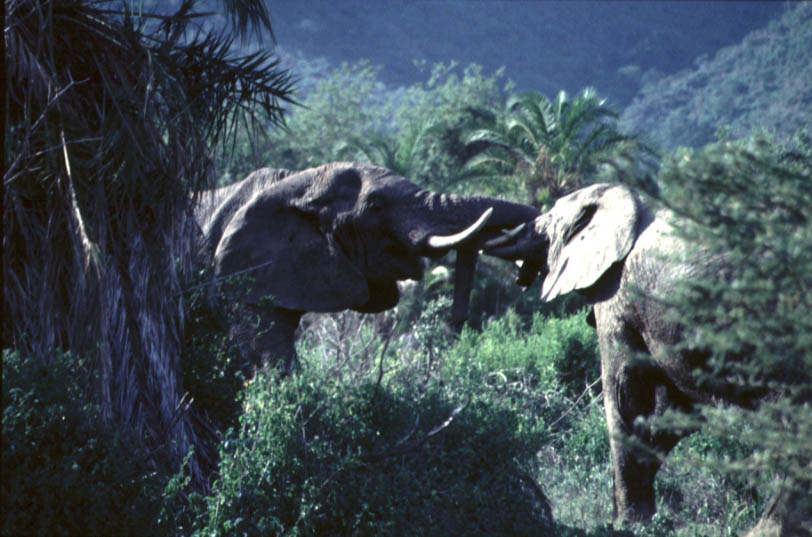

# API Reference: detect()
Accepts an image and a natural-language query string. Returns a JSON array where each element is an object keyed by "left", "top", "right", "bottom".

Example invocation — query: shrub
[
  {"left": 654, "top": 132, "right": 812, "bottom": 500},
  {"left": 446, "top": 309, "right": 600, "bottom": 409},
  {"left": 1, "top": 350, "right": 166, "bottom": 536},
  {"left": 180, "top": 278, "right": 249, "bottom": 433},
  {"left": 195, "top": 367, "right": 553, "bottom": 536},
  {"left": 559, "top": 404, "right": 610, "bottom": 468}
]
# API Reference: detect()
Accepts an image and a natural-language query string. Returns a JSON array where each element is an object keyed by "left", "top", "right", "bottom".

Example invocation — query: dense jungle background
[{"left": 3, "top": 1, "right": 811, "bottom": 535}]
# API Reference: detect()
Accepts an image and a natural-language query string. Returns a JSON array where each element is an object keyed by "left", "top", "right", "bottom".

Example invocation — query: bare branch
[{"left": 361, "top": 402, "right": 469, "bottom": 463}]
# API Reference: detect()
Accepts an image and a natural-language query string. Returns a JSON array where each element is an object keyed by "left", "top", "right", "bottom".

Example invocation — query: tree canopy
[{"left": 4, "top": 0, "right": 295, "bottom": 482}]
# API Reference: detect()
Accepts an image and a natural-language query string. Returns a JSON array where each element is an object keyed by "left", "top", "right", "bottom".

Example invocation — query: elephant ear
[
  {"left": 213, "top": 190, "right": 369, "bottom": 312},
  {"left": 541, "top": 184, "right": 639, "bottom": 301}
]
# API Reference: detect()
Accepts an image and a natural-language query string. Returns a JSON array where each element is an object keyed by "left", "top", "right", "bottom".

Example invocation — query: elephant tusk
[
  {"left": 426, "top": 207, "right": 493, "bottom": 250},
  {"left": 482, "top": 223, "right": 526, "bottom": 250}
]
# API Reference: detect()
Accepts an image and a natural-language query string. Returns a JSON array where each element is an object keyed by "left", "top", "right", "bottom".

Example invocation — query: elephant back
[
  {"left": 196, "top": 168, "right": 292, "bottom": 259},
  {"left": 623, "top": 209, "right": 705, "bottom": 297}
]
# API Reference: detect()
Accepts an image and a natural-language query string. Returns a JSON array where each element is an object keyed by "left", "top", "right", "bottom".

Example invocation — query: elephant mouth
[{"left": 374, "top": 250, "right": 425, "bottom": 282}]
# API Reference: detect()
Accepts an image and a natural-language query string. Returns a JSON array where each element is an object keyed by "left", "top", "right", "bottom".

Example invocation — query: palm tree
[
  {"left": 4, "top": 0, "right": 295, "bottom": 485},
  {"left": 464, "top": 88, "right": 641, "bottom": 206},
  {"left": 334, "top": 116, "right": 448, "bottom": 181}
]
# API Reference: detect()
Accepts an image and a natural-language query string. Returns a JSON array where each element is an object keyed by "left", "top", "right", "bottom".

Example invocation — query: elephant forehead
[
  {"left": 361, "top": 173, "right": 419, "bottom": 198},
  {"left": 553, "top": 184, "right": 611, "bottom": 215},
  {"left": 560, "top": 183, "right": 613, "bottom": 204},
  {"left": 302, "top": 166, "right": 363, "bottom": 207},
  {"left": 323, "top": 161, "right": 404, "bottom": 191},
  {"left": 547, "top": 184, "right": 636, "bottom": 234}
]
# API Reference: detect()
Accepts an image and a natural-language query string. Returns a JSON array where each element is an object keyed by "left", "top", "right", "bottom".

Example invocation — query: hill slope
[
  {"left": 269, "top": 1, "right": 783, "bottom": 107},
  {"left": 620, "top": 2, "right": 812, "bottom": 151}
]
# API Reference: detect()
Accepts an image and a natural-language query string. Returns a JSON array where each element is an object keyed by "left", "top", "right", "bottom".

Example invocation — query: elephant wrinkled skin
[
  {"left": 487, "top": 183, "right": 811, "bottom": 537},
  {"left": 194, "top": 161, "right": 540, "bottom": 376}
]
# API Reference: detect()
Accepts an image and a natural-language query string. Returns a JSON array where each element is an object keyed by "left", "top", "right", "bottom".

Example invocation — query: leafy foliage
[
  {"left": 4, "top": 0, "right": 294, "bottom": 483},
  {"left": 447, "top": 309, "right": 600, "bottom": 411},
  {"left": 180, "top": 277, "right": 250, "bottom": 433},
  {"left": 218, "top": 61, "right": 510, "bottom": 194},
  {"left": 2, "top": 350, "right": 167, "bottom": 536},
  {"left": 650, "top": 131, "right": 812, "bottom": 519},
  {"left": 218, "top": 60, "right": 387, "bottom": 182},
  {"left": 463, "top": 88, "right": 644, "bottom": 206},
  {"left": 193, "top": 365, "right": 553, "bottom": 536}
]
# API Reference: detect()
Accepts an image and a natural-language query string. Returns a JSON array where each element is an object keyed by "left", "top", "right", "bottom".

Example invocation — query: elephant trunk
[
  {"left": 412, "top": 191, "right": 541, "bottom": 255},
  {"left": 451, "top": 246, "right": 478, "bottom": 332},
  {"left": 408, "top": 191, "right": 541, "bottom": 331}
]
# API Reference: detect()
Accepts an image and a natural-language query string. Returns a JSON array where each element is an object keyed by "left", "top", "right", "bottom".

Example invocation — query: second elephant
[{"left": 486, "top": 183, "right": 810, "bottom": 537}]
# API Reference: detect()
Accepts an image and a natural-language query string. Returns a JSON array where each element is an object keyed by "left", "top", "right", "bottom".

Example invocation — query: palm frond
[
  {"left": 507, "top": 92, "right": 554, "bottom": 143},
  {"left": 461, "top": 84, "right": 647, "bottom": 206},
  {"left": 219, "top": 0, "right": 275, "bottom": 41},
  {"left": 463, "top": 153, "right": 517, "bottom": 175},
  {"left": 465, "top": 127, "right": 511, "bottom": 147},
  {"left": 4, "top": 0, "right": 295, "bottom": 488}
]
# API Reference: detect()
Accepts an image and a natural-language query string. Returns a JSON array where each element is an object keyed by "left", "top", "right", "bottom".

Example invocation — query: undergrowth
[{"left": 3, "top": 304, "right": 767, "bottom": 536}]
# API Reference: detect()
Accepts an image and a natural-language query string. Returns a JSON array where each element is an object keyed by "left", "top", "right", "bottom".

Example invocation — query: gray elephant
[
  {"left": 194, "top": 161, "right": 540, "bottom": 376},
  {"left": 486, "top": 183, "right": 810, "bottom": 537}
]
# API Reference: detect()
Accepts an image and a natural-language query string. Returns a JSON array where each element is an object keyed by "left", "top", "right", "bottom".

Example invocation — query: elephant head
[
  {"left": 486, "top": 183, "right": 642, "bottom": 297},
  {"left": 195, "top": 161, "right": 540, "bottom": 374},
  {"left": 486, "top": 183, "right": 809, "bottom": 536}
]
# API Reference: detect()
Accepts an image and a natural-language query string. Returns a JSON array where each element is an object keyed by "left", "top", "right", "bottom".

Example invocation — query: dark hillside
[
  {"left": 620, "top": 1, "right": 812, "bottom": 151},
  {"left": 269, "top": 1, "right": 785, "bottom": 105}
]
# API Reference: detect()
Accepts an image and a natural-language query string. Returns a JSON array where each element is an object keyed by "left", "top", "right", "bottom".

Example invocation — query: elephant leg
[
  {"left": 602, "top": 363, "right": 659, "bottom": 522},
  {"left": 232, "top": 305, "right": 303, "bottom": 379},
  {"left": 598, "top": 321, "right": 689, "bottom": 524},
  {"left": 746, "top": 477, "right": 812, "bottom": 537}
]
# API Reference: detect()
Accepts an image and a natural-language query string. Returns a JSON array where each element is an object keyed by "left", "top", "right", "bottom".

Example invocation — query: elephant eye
[{"left": 367, "top": 198, "right": 384, "bottom": 212}]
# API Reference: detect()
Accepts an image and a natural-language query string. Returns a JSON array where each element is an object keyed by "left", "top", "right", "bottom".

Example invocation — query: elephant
[
  {"left": 194, "top": 161, "right": 540, "bottom": 376},
  {"left": 485, "top": 183, "right": 811, "bottom": 537}
]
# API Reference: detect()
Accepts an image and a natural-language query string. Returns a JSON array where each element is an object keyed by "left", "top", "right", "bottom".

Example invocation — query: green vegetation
[
  {"left": 621, "top": 2, "right": 812, "bottom": 152},
  {"left": 2, "top": 350, "right": 167, "bottom": 536},
  {"left": 224, "top": 61, "right": 511, "bottom": 194},
  {"left": 649, "top": 130, "right": 812, "bottom": 520},
  {"left": 4, "top": 2, "right": 811, "bottom": 535},
  {"left": 194, "top": 369, "right": 551, "bottom": 536},
  {"left": 463, "top": 88, "right": 643, "bottom": 207}
]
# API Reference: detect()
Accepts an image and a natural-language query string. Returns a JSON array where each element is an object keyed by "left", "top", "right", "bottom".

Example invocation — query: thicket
[
  {"left": 649, "top": 131, "right": 812, "bottom": 526},
  {"left": 5, "top": 5, "right": 812, "bottom": 536},
  {"left": 2, "top": 351, "right": 167, "bottom": 536},
  {"left": 149, "top": 306, "right": 601, "bottom": 536}
]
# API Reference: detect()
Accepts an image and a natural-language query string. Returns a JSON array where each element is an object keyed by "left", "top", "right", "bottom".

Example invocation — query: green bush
[
  {"left": 195, "top": 367, "right": 553, "bottom": 536},
  {"left": 559, "top": 404, "right": 610, "bottom": 468},
  {"left": 180, "top": 277, "right": 250, "bottom": 433},
  {"left": 447, "top": 309, "right": 600, "bottom": 408},
  {"left": 1, "top": 350, "right": 166, "bottom": 537},
  {"left": 654, "top": 132, "right": 812, "bottom": 490}
]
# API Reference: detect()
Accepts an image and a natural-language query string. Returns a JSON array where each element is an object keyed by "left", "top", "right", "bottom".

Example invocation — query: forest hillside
[
  {"left": 268, "top": 1, "right": 785, "bottom": 108},
  {"left": 620, "top": 1, "right": 812, "bottom": 151},
  {"left": 268, "top": 1, "right": 810, "bottom": 152}
]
